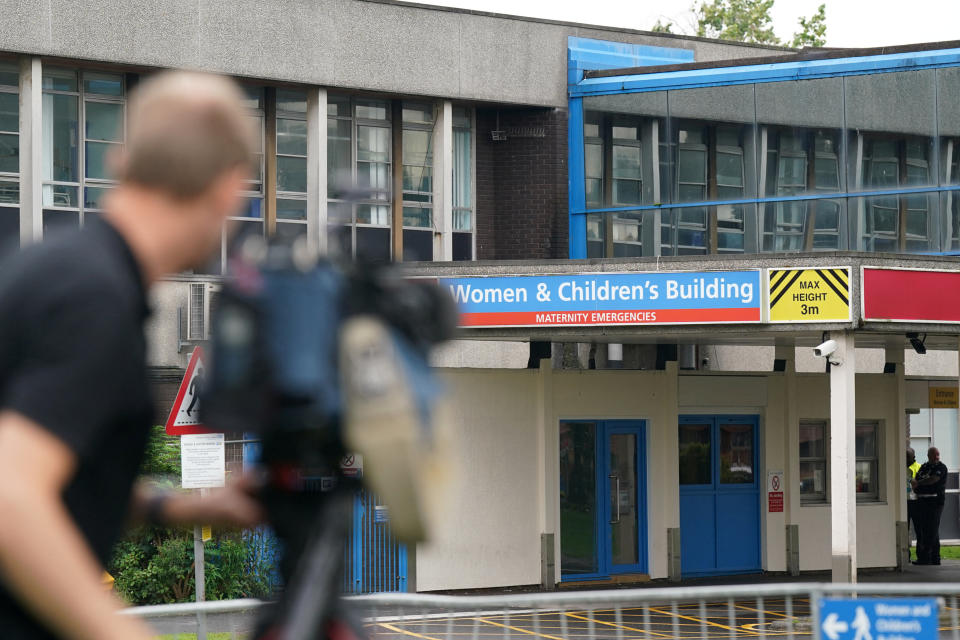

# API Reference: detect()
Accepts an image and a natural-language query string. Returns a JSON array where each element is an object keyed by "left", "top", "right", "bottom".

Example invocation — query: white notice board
[{"left": 181, "top": 433, "right": 226, "bottom": 489}]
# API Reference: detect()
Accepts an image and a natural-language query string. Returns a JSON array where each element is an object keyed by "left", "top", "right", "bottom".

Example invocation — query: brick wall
[{"left": 475, "top": 107, "right": 569, "bottom": 261}]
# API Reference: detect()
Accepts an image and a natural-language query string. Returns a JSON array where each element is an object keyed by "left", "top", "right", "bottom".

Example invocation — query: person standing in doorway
[
  {"left": 912, "top": 447, "right": 948, "bottom": 565},
  {"left": 907, "top": 447, "right": 922, "bottom": 561}
]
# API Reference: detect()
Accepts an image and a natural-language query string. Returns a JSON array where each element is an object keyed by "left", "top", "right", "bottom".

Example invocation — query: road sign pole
[{"left": 194, "top": 488, "right": 207, "bottom": 640}]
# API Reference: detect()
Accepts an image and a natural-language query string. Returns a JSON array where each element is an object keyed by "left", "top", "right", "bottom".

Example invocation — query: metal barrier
[{"left": 123, "top": 582, "right": 960, "bottom": 640}]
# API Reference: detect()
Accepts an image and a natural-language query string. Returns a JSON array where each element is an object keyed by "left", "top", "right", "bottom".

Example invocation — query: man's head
[
  {"left": 907, "top": 447, "right": 916, "bottom": 466},
  {"left": 928, "top": 447, "right": 940, "bottom": 463},
  {"left": 109, "top": 71, "right": 255, "bottom": 271}
]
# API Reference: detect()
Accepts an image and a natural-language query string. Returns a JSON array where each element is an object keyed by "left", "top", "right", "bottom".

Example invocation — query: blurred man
[
  {"left": 0, "top": 72, "right": 264, "bottom": 639},
  {"left": 912, "top": 446, "right": 948, "bottom": 565}
]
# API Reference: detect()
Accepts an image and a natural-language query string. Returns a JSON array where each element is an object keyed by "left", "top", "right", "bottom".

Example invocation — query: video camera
[{"left": 201, "top": 236, "right": 457, "bottom": 639}]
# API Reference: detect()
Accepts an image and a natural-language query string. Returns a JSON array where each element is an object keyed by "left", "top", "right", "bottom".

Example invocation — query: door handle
[{"left": 609, "top": 474, "right": 620, "bottom": 524}]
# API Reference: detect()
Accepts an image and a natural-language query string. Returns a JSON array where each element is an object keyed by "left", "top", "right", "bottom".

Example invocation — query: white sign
[
  {"left": 181, "top": 433, "right": 225, "bottom": 489},
  {"left": 340, "top": 453, "right": 363, "bottom": 478},
  {"left": 767, "top": 470, "right": 784, "bottom": 492}
]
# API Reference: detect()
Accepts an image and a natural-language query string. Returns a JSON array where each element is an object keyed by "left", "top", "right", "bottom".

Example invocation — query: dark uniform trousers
[{"left": 916, "top": 496, "right": 944, "bottom": 564}]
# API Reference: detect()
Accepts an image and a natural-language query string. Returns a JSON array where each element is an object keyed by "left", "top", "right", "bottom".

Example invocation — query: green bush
[{"left": 108, "top": 426, "right": 277, "bottom": 605}]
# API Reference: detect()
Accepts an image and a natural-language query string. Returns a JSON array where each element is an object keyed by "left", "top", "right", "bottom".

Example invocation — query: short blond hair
[{"left": 121, "top": 71, "right": 255, "bottom": 199}]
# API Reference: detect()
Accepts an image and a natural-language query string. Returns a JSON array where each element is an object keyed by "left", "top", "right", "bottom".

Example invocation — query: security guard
[
  {"left": 907, "top": 447, "right": 922, "bottom": 560},
  {"left": 912, "top": 446, "right": 948, "bottom": 565}
]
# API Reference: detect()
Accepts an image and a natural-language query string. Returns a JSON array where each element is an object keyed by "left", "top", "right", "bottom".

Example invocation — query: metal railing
[{"left": 122, "top": 582, "right": 960, "bottom": 640}]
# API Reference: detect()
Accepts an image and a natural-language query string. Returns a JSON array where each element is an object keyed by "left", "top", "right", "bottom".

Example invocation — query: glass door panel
[
  {"left": 608, "top": 433, "right": 638, "bottom": 567},
  {"left": 679, "top": 423, "right": 712, "bottom": 485},
  {"left": 559, "top": 422, "right": 597, "bottom": 575},
  {"left": 719, "top": 424, "right": 754, "bottom": 484}
]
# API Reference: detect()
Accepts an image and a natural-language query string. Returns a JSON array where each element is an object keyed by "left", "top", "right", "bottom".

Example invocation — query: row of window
[
  {"left": 0, "top": 61, "right": 477, "bottom": 266},
  {"left": 799, "top": 421, "right": 880, "bottom": 503},
  {"left": 581, "top": 67, "right": 960, "bottom": 257}
]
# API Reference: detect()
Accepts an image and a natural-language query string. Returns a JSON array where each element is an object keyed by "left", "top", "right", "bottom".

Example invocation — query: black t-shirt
[
  {"left": 915, "top": 460, "right": 949, "bottom": 504},
  {"left": 0, "top": 219, "right": 153, "bottom": 639}
]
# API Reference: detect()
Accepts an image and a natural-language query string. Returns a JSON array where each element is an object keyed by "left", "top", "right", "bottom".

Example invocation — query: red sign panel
[
  {"left": 768, "top": 491, "right": 784, "bottom": 513},
  {"left": 863, "top": 268, "right": 960, "bottom": 323}
]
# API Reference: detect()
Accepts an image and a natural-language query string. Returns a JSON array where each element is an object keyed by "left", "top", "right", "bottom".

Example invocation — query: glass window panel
[
  {"left": 933, "top": 409, "right": 959, "bottom": 470},
  {"left": 560, "top": 422, "right": 598, "bottom": 575},
  {"left": 327, "top": 118, "right": 351, "bottom": 197},
  {"left": 0, "top": 64, "right": 17, "bottom": 88},
  {"left": 355, "top": 100, "right": 388, "bottom": 121},
  {"left": 403, "top": 206, "right": 431, "bottom": 228},
  {"left": 0, "top": 92, "right": 17, "bottom": 133},
  {"left": 453, "top": 209, "right": 471, "bottom": 232},
  {"left": 585, "top": 143, "right": 602, "bottom": 178},
  {"left": 358, "top": 126, "right": 389, "bottom": 162},
  {"left": 357, "top": 161, "right": 390, "bottom": 194},
  {"left": 677, "top": 148, "right": 706, "bottom": 186},
  {"left": 585, "top": 178, "right": 602, "bottom": 208},
  {"left": 277, "top": 118, "right": 307, "bottom": 156},
  {"left": 0, "top": 133, "right": 17, "bottom": 173},
  {"left": 83, "top": 72, "right": 122, "bottom": 97},
  {"left": 240, "top": 85, "right": 263, "bottom": 110},
  {"left": 0, "top": 205, "right": 17, "bottom": 254},
  {"left": 799, "top": 422, "right": 825, "bottom": 458},
  {"left": 277, "top": 198, "right": 307, "bottom": 221},
  {"left": 246, "top": 115, "right": 263, "bottom": 154},
  {"left": 236, "top": 198, "right": 263, "bottom": 219},
  {"left": 402, "top": 129, "right": 432, "bottom": 166},
  {"left": 403, "top": 165, "right": 432, "bottom": 193},
  {"left": 855, "top": 424, "right": 876, "bottom": 458},
  {"left": 452, "top": 106, "right": 470, "bottom": 129},
  {"left": 43, "top": 68, "right": 77, "bottom": 92},
  {"left": 402, "top": 229, "right": 432, "bottom": 261},
  {"left": 42, "top": 184, "right": 77, "bottom": 208},
  {"left": 678, "top": 184, "right": 706, "bottom": 202},
  {"left": 84, "top": 185, "right": 111, "bottom": 210},
  {"left": 42, "top": 209, "right": 79, "bottom": 235},
  {"left": 356, "top": 226, "right": 391, "bottom": 262},
  {"left": 275, "top": 221, "right": 307, "bottom": 243},
  {"left": 402, "top": 102, "right": 434, "bottom": 124},
  {"left": 611, "top": 125, "right": 638, "bottom": 141},
  {"left": 85, "top": 141, "right": 117, "bottom": 180},
  {"left": 613, "top": 180, "right": 641, "bottom": 205},
  {"left": 912, "top": 409, "right": 932, "bottom": 436},
  {"left": 357, "top": 204, "right": 390, "bottom": 226},
  {"left": 277, "top": 89, "right": 307, "bottom": 113},
  {"left": 799, "top": 460, "right": 827, "bottom": 498},
  {"left": 679, "top": 207, "right": 707, "bottom": 226},
  {"left": 779, "top": 156, "right": 806, "bottom": 187},
  {"left": 609, "top": 432, "right": 638, "bottom": 566},
  {"left": 43, "top": 93, "right": 79, "bottom": 183},
  {"left": 0, "top": 180, "right": 18, "bottom": 204},
  {"left": 453, "top": 127, "right": 471, "bottom": 209},
  {"left": 453, "top": 232, "right": 472, "bottom": 261},
  {"left": 327, "top": 201, "right": 352, "bottom": 224},
  {"left": 327, "top": 94, "right": 349, "bottom": 117},
  {"left": 720, "top": 424, "right": 753, "bottom": 484},
  {"left": 717, "top": 151, "right": 743, "bottom": 187},
  {"left": 855, "top": 460, "right": 876, "bottom": 495},
  {"left": 84, "top": 101, "right": 122, "bottom": 142},
  {"left": 327, "top": 224, "right": 352, "bottom": 258},
  {"left": 277, "top": 155, "right": 307, "bottom": 193},
  {"left": 612, "top": 145, "right": 640, "bottom": 179},
  {"left": 679, "top": 424, "right": 711, "bottom": 485}
]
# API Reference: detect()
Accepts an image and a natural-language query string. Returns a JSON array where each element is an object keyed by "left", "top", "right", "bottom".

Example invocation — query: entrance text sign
[
  {"left": 863, "top": 267, "right": 960, "bottom": 323},
  {"left": 930, "top": 386, "right": 959, "bottom": 409},
  {"left": 181, "top": 433, "right": 226, "bottom": 489},
  {"left": 440, "top": 270, "right": 762, "bottom": 328},
  {"left": 767, "top": 267, "right": 851, "bottom": 323},
  {"left": 819, "top": 598, "right": 938, "bottom": 640}
]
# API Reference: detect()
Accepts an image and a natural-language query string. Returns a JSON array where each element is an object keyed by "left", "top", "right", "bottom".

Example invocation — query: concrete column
[
  {"left": 886, "top": 343, "right": 908, "bottom": 569},
  {"left": 776, "top": 342, "right": 798, "bottom": 574},
  {"left": 435, "top": 100, "right": 453, "bottom": 261},
  {"left": 830, "top": 331, "right": 857, "bottom": 582},
  {"left": 537, "top": 356, "right": 556, "bottom": 588},
  {"left": 306, "top": 87, "right": 327, "bottom": 255},
  {"left": 18, "top": 56, "right": 41, "bottom": 245}
]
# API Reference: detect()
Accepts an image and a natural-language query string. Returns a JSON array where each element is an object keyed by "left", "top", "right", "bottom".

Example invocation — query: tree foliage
[
  {"left": 652, "top": 1, "right": 828, "bottom": 48},
  {"left": 108, "top": 426, "right": 277, "bottom": 605}
]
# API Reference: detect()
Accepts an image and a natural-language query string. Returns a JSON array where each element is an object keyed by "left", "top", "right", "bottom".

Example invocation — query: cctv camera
[{"left": 813, "top": 340, "right": 837, "bottom": 358}]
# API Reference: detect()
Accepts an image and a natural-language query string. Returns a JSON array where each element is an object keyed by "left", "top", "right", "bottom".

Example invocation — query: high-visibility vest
[{"left": 909, "top": 461, "right": 921, "bottom": 479}]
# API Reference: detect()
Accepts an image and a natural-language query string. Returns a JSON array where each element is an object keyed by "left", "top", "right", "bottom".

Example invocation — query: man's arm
[
  {"left": 0, "top": 410, "right": 155, "bottom": 640},
  {"left": 129, "top": 476, "right": 264, "bottom": 529}
]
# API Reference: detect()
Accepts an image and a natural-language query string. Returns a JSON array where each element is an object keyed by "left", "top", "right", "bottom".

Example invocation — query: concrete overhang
[{"left": 402, "top": 252, "right": 960, "bottom": 349}]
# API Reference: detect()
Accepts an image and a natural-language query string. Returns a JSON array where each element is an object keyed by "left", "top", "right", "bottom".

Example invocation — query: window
[
  {"left": 275, "top": 88, "right": 308, "bottom": 244},
  {"left": 0, "top": 60, "right": 18, "bottom": 251},
  {"left": 327, "top": 95, "right": 392, "bottom": 262},
  {"left": 910, "top": 407, "right": 959, "bottom": 471},
  {"left": 401, "top": 102, "right": 434, "bottom": 261},
  {"left": 452, "top": 106, "right": 473, "bottom": 261},
  {"left": 42, "top": 68, "right": 125, "bottom": 236},
  {"left": 799, "top": 420, "right": 881, "bottom": 503},
  {"left": 663, "top": 123, "right": 708, "bottom": 255}
]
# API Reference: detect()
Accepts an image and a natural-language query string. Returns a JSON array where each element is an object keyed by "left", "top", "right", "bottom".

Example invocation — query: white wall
[{"left": 416, "top": 369, "right": 543, "bottom": 591}]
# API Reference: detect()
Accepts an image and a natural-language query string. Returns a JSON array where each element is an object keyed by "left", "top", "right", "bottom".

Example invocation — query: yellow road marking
[
  {"left": 474, "top": 616, "right": 567, "bottom": 640},
  {"left": 648, "top": 606, "right": 759, "bottom": 636},
  {"left": 564, "top": 611, "right": 675, "bottom": 639},
  {"left": 735, "top": 603, "right": 793, "bottom": 619},
  {"left": 377, "top": 622, "right": 444, "bottom": 640}
]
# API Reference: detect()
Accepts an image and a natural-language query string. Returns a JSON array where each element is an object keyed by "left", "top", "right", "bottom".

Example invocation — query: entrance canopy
[{"left": 408, "top": 252, "right": 960, "bottom": 350}]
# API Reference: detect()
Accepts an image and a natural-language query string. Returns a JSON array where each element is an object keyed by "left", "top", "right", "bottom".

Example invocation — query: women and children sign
[{"left": 439, "top": 267, "right": 852, "bottom": 328}]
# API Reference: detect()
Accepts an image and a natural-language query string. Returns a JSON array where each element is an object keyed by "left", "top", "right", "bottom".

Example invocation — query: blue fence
[{"left": 343, "top": 491, "right": 408, "bottom": 594}]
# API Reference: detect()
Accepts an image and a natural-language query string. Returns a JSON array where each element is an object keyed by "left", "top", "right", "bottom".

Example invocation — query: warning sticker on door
[{"left": 767, "top": 267, "right": 851, "bottom": 323}]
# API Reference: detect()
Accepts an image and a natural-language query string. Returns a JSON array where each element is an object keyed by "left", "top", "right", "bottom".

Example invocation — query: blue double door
[
  {"left": 679, "top": 415, "right": 761, "bottom": 576},
  {"left": 559, "top": 420, "right": 647, "bottom": 580}
]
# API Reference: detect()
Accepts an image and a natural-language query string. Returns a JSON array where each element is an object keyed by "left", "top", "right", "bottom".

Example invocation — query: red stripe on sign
[
  {"left": 459, "top": 307, "right": 760, "bottom": 327},
  {"left": 863, "top": 268, "right": 960, "bottom": 323}
]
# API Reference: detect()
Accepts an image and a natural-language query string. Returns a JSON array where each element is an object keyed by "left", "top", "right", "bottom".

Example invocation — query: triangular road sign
[{"left": 165, "top": 348, "right": 217, "bottom": 435}]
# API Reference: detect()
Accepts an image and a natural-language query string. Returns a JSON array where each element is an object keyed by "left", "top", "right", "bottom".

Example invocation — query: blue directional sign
[{"left": 820, "top": 598, "right": 939, "bottom": 640}]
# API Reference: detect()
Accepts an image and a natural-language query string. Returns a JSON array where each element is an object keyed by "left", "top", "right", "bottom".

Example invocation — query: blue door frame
[
  {"left": 679, "top": 415, "right": 761, "bottom": 577},
  {"left": 560, "top": 420, "right": 648, "bottom": 581}
]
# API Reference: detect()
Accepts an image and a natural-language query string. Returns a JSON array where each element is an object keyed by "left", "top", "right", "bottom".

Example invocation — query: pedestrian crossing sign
[
  {"left": 767, "top": 267, "right": 851, "bottom": 323},
  {"left": 165, "top": 348, "right": 216, "bottom": 435}
]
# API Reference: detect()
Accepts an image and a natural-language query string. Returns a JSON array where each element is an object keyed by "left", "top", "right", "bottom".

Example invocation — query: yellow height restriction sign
[{"left": 768, "top": 267, "right": 851, "bottom": 323}]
